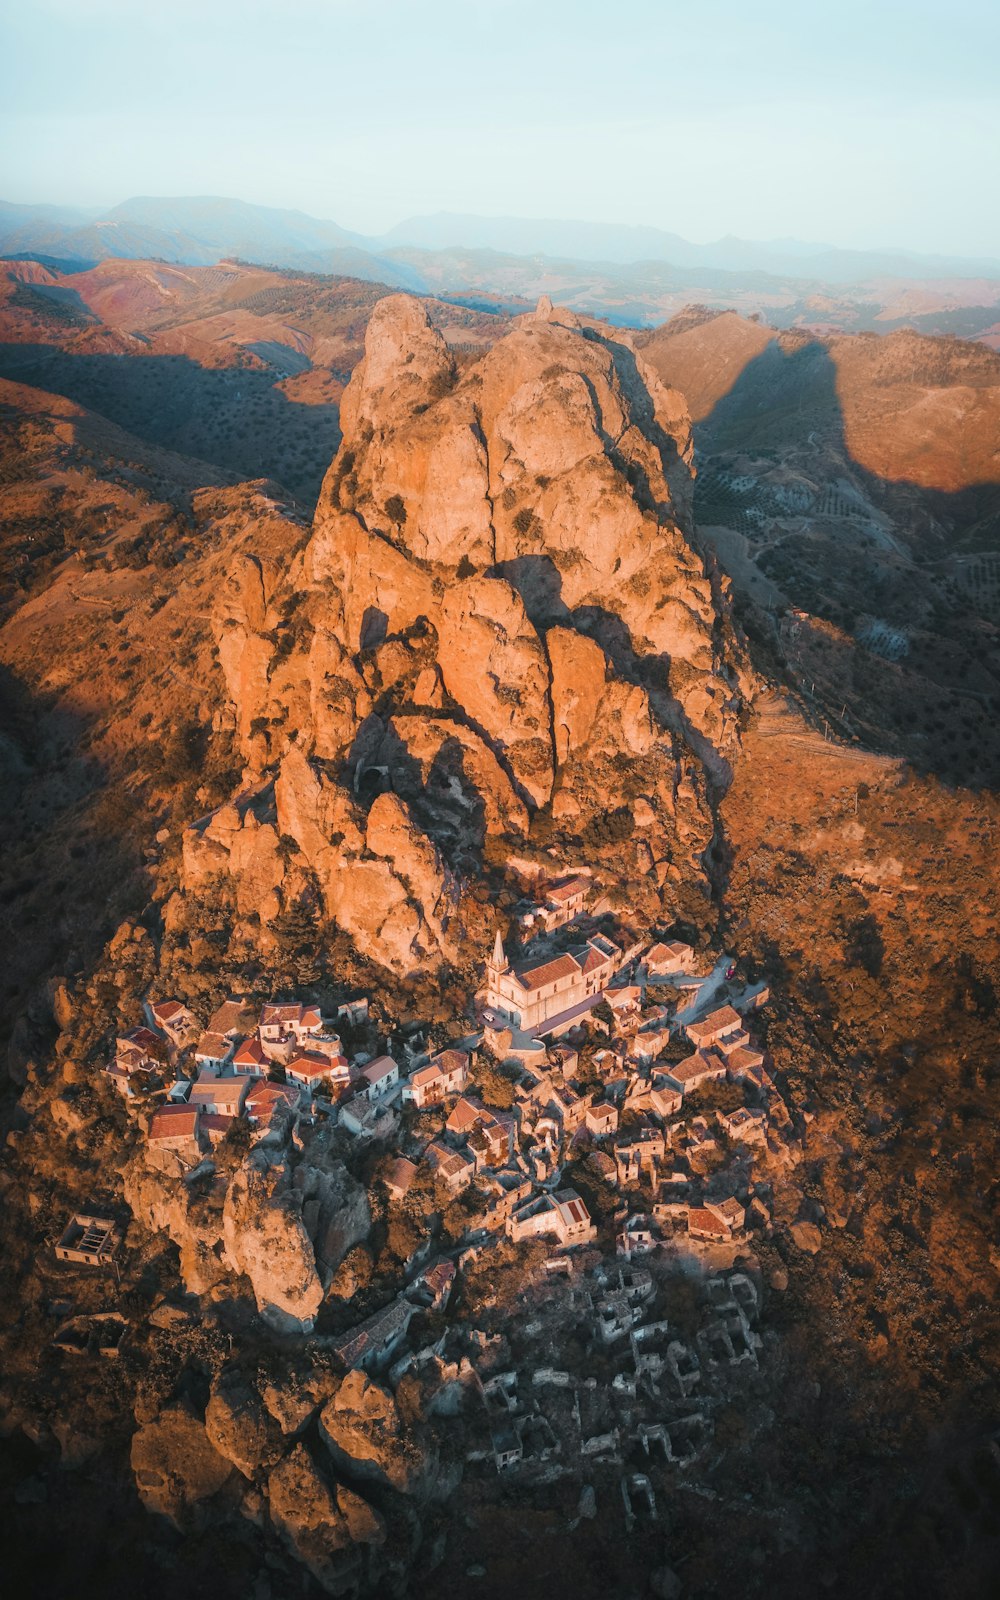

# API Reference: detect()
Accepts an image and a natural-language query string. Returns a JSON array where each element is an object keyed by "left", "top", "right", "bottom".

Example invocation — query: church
[{"left": 482, "top": 930, "right": 624, "bottom": 1034}]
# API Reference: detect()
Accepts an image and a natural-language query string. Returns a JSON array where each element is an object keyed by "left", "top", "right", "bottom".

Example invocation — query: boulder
[
  {"left": 130, "top": 1403, "right": 233, "bottom": 1528},
  {"left": 791, "top": 1221, "right": 823, "bottom": 1255},
  {"left": 205, "top": 1369, "right": 285, "bottom": 1479},
  {"left": 318, "top": 1369, "right": 424, "bottom": 1494},
  {"left": 222, "top": 1157, "right": 324, "bottom": 1333},
  {"left": 267, "top": 1444, "right": 385, "bottom": 1595}
]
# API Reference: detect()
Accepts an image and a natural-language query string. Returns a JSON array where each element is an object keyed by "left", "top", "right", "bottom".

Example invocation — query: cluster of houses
[
  {"left": 109, "top": 993, "right": 396, "bottom": 1169},
  {"left": 71, "top": 866, "right": 800, "bottom": 1525},
  {"left": 105, "top": 866, "right": 790, "bottom": 1281}
]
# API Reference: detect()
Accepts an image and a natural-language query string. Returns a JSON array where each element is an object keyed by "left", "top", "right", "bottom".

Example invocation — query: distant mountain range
[
  {"left": 380, "top": 210, "right": 1000, "bottom": 283},
  {"left": 2, "top": 194, "right": 1000, "bottom": 334}
]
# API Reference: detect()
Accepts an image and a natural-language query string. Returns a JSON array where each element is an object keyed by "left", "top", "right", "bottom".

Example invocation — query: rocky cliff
[{"left": 180, "top": 294, "right": 751, "bottom": 972}]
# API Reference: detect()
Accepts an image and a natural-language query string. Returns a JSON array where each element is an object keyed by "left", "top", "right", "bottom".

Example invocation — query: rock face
[
  {"left": 267, "top": 1444, "right": 385, "bottom": 1595},
  {"left": 130, "top": 1404, "right": 233, "bottom": 1528},
  {"left": 223, "top": 1152, "right": 371, "bottom": 1333},
  {"left": 318, "top": 1370, "right": 426, "bottom": 1494},
  {"left": 204, "top": 1369, "right": 285, "bottom": 1479},
  {"left": 125, "top": 1143, "right": 370, "bottom": 1330},
  {"left": 179, "top": 294, "right": 752, "bottom": 970}
]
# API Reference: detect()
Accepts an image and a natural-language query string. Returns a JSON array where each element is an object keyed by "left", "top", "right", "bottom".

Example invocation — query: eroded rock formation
[{"left": 180, "top": 294, "right": 753, "bottom": 970}]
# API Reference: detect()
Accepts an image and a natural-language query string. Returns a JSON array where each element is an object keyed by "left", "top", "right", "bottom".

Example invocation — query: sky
[{"left": 1, "top": 0, "right": 998, "bottom": 256}]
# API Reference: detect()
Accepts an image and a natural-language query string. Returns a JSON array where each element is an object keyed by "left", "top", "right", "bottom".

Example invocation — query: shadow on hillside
[
  {"left": 0, "top": 662, "right": 142, "bottom": 1057},
  {"left": 491, "top": 552, "right": 733, "bottom": 787},
  {"left": 691, "top": 335, "right": 1000, "bottom": 789},
  {"left": 0, "top": 342, "right": 341, "bottom": 509}
]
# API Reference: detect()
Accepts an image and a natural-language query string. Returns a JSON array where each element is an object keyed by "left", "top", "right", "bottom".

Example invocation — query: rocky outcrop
[
  {"left": 178, "top": 292, "right": 752, "bottom": 971},
  {"left": 130, "top": 1403, "right": 233, "bottom": 1528},
  {"left": 205, "top": 1369, "right": 285, "bottom": 1479},
  {"left": 267, "top": 1444, "right": 385, "bottom": 1596},
  {"left": 123, "top": 1155, "right": 229, "bottom": 1296},
  {"left": 222, "top": 1152, "right": 369, "bottom": 1334},
  {"left": 318, "top": 1370, "right": 426, "bottom": 1495}
]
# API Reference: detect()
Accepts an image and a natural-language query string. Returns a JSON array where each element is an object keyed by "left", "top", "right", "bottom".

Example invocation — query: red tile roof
[
  {"left": 150, "top": 999, "right": 185, "bottom": 1024},
  {"left": 233, "top": 1037, "right": 269, "bottom": 1068},
  {"left": 446, "top": 1097, "right": 490, "bottom": 1134},
  {"left": 687, "top": 1207, "right": 730, "bottom": 1238},
  {"left": 149, "top": 1105, "right": 199, "bottom": 1142},
  {"left": 286, "top": 1050, "right": 336, "bottom": 1079},
  {"left": 122, "top": 1026, "right": 162, "bottom": 1051},
  {"left": 515, "top": 953, "right": 581, "bottom": 993},
  {"left": 200, "top": 1112, "right": 236, "bottom": 1137},
  {"left": 246, "top": 1082, "right": 299, "bottom": 1118},
  {"left": 547, "top": 875, "right": 590, "bottom": 903}
]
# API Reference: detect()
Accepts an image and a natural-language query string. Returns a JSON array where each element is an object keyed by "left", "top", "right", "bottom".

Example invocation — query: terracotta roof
[
  {"left": 195, "top": 1031, "right": 233, "bottom": 1060},
  {"left": 385, "top": 1158, "right": 418, "bottom": 1197},
  {"left": 233, "top": 1037, "right": 269, "bottom": 1068},
  {"left": 587, "top": 1101, "right": 617, "bottom": 1123},
  {"left": 208, "top": 999, "right": 253, "bottom": 1036},
  {"left": 122, "top": 1026, "right": 162, "bottom": 1051},
  {"left": 547, "top": 874, "right": 590, "bottom": 903},
  {"left": 515, "top": 953, "right": 581, "bottom": 993},
  {"left": 260, "top": 1001, "right": 322, "bottom": 1028},
  {"left": 286, "top": 1050, "right": 336, "bottom": 1079},
  {"left": 572, "top": 947, "right": 604, "bottom": 972},
  {"left": 687, "top": 1206, "right": 730, "bottom": 1237},
  {"left": 687, "top": 1005, "right": 743, "bottom": 1041},
  {"left": 201, "top": 1112, "right": 236, "bottom": 1137},
  {"left": 260, "top": 1002, "right": 301, "bottom": 1026},
  {"left": 150, "top": 999, "right": 185, "bottom": 1024},
  {"left": 149, "top": 1105, "right": 200, "bottom": 1141},
  {"left": 432, "top": 1047, "right": 469, "bottom": 1074},
  {"left": 331, "top": 1298, "right": 414, "bottom": 1369},
  {"left": 727, "top": 1045, "right": 765, "bottom": 1072},
  {"left": 446, "top": 1096, "right": 489, "bottom": 1133},
  {"left": 668, "top": 1051, "right": 724, "bottom": 1084},
  {"left": 246, "top": 1082, "right": 299, "bottom": 1117},
  {"left": 420, "top": 1260, "right": 456, "bottom": 1296},
  {"left": 554, "top": 1190, "right": 591, "bottom": 1228}
]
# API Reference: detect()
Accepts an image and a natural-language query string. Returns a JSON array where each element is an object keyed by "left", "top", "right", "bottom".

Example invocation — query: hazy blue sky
[{"left": 1, "top": 0, "right": 997, "bottom": 254}]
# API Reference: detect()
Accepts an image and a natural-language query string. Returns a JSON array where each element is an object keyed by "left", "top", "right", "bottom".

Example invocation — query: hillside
[
  {"left": 0, "top": 259, "right": 512, "bottom": 507},
  {"left": 639, "top": 309, "right": 1000, "bottom": 787}
]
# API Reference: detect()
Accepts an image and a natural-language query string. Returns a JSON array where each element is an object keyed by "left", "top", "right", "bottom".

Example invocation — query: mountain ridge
[{"left": 7, "top": 192, "right": 998, "bottom": 297}]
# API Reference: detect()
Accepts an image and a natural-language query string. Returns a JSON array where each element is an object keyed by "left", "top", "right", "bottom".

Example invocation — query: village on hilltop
[{"left": 75, "top": 869, "right": 802, "bottom": 1485}]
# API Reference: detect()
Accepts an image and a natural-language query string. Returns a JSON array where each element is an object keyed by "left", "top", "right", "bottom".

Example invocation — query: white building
[
  {"left": 402, "top": 1048, "right": 469, "bottom": 1108},
  {"left": 483, "top": 931, "right": 623, "bottom": 1033},
  {"left": 358, "top": 1055, "right": 399, "bottom": 1101}
]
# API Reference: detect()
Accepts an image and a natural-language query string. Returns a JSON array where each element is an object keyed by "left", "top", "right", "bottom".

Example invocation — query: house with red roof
[
  {"left": 285, "top": 1049, "right": 342, "bottom": 1097},
  {"left": 245, "top": 1081, "right": 301, "bottom": 1127},
  {"left": 259, "top": 1002, "right": 324, "bottom": 1047},
  {"left": 232, "top": 1036, "right": 271, "bottom": 1076},
  {"left": 685, "top": 1005, "right": 748, "bottom": 1053},
  {"left": 148, "top": 999, "right": 199, "bottom": 1047},
  {"left": 148, "top": 1103, "right": 202, "bottom": 1151},
  {"left": 401, "top": 1048, "right": 469, "bottom": 1108},
  {"left": 506, "top": 1187, "right": 595, "bottom": 1246}
]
